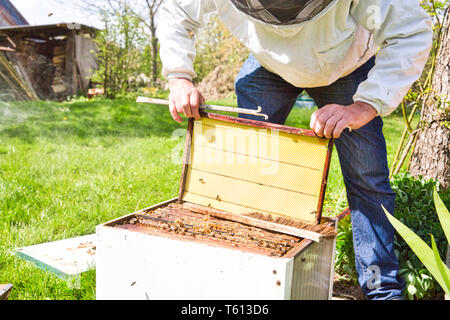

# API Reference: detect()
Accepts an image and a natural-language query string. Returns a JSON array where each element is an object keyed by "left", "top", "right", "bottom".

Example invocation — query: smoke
[{"left": 0, "top": 101, "right": 30, "bottom": 129}]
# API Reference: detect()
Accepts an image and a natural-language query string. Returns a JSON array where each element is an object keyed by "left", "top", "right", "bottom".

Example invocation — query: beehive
[{"left": 96, "top": 113, "right": 337, "bottom": 300}]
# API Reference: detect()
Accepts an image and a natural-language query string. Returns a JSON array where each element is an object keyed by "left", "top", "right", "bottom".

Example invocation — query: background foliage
[
  {"left": 92, "top": 6, "right": 147, "bottom": 97},
  {"left": 194, "top": 16, "right": 249, "bottom": 83},
  {"left": 335, "top": 173, "right": 450, "bottom": 300}
]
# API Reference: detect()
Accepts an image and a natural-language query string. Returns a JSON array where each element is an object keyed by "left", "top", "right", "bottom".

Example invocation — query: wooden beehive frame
[
  {"left": 103, "top": 112, "right": 336, "bottom": 254},
  {"left": 178, "top": 112, "right": 334, "bottom": 225},
  {"left": 105, "top": 197, "right": 337, "bottom": 257}
]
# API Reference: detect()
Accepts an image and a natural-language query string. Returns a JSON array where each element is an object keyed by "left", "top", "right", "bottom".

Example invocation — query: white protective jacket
[{"left": 156, "top": 0, "right": 433, "bottom": 116}]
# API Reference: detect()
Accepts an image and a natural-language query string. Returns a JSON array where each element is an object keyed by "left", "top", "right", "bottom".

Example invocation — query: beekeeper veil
[{"left": 229, "top": 0, "right": 334, "bottom": 25}]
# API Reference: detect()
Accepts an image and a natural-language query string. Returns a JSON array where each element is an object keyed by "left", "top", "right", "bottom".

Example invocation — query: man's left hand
[{"left": 309, "top": 101, "right": 378, "bottom": 139}]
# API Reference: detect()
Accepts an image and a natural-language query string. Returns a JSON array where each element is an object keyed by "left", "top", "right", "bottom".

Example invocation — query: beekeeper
[{"left": 156, "top": 0, "right": 433, "bottom": 300}]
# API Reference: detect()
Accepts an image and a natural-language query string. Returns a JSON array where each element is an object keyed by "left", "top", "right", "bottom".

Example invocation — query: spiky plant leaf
[{"left": 383, "top": 205, "right": 450, "bottom": 295}]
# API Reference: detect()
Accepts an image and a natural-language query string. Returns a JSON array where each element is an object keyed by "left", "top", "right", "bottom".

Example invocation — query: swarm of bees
[{"left": 123, "top": 203, "right": 302, "bottom": 257}]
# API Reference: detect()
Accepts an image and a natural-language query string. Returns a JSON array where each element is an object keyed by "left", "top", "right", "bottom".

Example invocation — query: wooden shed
[{"left": 0, "top": 23, "right": 98, "bottom": 101}]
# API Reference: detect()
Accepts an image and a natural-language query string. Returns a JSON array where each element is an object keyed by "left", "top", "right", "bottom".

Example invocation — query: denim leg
[
  {"left": 336, "top": 121, "right": 405, "bottom": 300},
  {"left": 235, "top": 54, "right": 302, "bottom": 124},
  {"left": 306, "top": 57, "right": 405, "bottom": 300}
]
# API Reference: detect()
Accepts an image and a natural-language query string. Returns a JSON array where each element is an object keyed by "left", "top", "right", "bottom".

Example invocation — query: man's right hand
[{"left": 168, "top": 78, "right": 204, "bottom": 123}]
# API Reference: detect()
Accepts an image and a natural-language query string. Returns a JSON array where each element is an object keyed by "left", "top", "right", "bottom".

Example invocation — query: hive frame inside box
[{"left": 96, "top": 113, "right": 337, "bottom": 300}]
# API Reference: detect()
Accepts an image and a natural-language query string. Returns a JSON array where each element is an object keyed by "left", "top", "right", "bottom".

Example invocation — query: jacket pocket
[{"left": 314, "top": 30, "right": 355, "bottom": 66}]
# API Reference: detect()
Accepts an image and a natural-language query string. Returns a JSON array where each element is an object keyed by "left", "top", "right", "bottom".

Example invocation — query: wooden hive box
[{"left": 96, "top": 113, "right": 337, "bottom": 300}]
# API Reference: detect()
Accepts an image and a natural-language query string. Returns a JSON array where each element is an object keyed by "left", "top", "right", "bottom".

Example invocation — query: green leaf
[
  {"left": 407, "top": 284, "right": 417, "bottom": 296},
  {"left": 433, "top": 188, "right": 450, "bottom": 243},
  {"left": 421, "top": 273, "right": 431, "bottom": 280},
  {"left": 417, "top": 289, "right": 424, "bottom": 299},
  {"left": 407, "top": 272, "right": 415, "bottom": 284},
  {"left": 382, "top": 205, "right": 450, "bottom": 295},
  {"left": 399, "top": 268, "right": 409, "bottom": 276},
  {"left": 407, "top": 260, "right": 414, "bottom": 270},
  {"left": 430, "top": 234, "right": 450, "bottom": 295}
]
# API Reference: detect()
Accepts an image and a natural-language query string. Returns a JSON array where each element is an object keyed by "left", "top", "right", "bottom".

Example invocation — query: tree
[
  {"left": 194, "top": 16, "right": 249, "bottom": 82},
  {"left": 194, "top": 16, "right": 249, "bottom": 100},
  {"left": 73, "top": 0, "right": 161, "bottom": 95},
  {"left": 114, "top": 0, "right": 164, "bottom": 87},
  {"left": 409, "top": 6, "right": 450, "bottom": 190},
  {"left": 142, "top": 0, "right": 163, "bottom": 87},
  {"left": 75, "top": 0, "right": 148, "bottom": 96}
]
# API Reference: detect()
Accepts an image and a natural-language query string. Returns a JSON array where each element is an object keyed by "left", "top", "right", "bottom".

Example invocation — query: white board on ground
[{"left": 15, "top": 234, "right": 96, "bottom": 279}]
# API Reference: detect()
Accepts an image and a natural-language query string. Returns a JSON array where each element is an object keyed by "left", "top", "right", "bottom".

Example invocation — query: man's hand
[
  {"left": 309, "top": 101, "right": 378, "bottom": 139},
  {"left": 168, "top": 78, "right": 204, "bottom": 123}
]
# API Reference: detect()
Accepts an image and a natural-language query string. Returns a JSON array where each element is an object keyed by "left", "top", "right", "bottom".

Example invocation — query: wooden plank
[
  {"left": 316, "top": 139, "right": 334, "bottom": 223},
  {"left": 183, "top": 189, "right": 317, "bottom": 225},
  {"left": 198, "top": 117, "right": 326, "bottom": 144},
  {"left": 193, "top": 119, "right": 328, "bottom": 170},
  {"left": 184, "top": 169, "right": 318, "bottom": 224},
  {"left": 182, "top": 202, "right": 323, "bottom": 242},
  {"left": 65, "top": 31, "right": 77, "bottom": 96},
  {"left": 15, "top": 235, "right": 96, "bottom": 279},
  {"left": 190, "top": 147, "right": 323, "bottom": 196},
  {"left": 202, "top": 112, "right": 320, "bottom": 138},
  {"left": 52, "top": 55, "right": 64, "bottom": 65},
  {"left": 183, "top": 191, "right": 313, "bottom": 225},
  {"left": 283, "top": 239, "right": 314, "bottom": 259},
  {"left": 103, "top": 197, "right": 179, "bottom": 227},
  {"left": 183, "top": 191, "right": 271, "bottom": 215},
  {"left": 289, "top": 236, "right": 336, "bottom": 299},
  {"left": 180, "top": 116, "right": 332, "bottom": 225},
  {"left": 0, "top": 284, "right": 13, "bottom": 300},
  {"left": 0, "top": 52, "right": 38, "bottom": 100},
  {"left": 0, "top": 46, "right": 14, "bottom": 52},
  {"left": 178, "top": 119, "right": 194, "bottom": 203},
  {"left": 336, "top": 207, "right": 351, "bottom": 221},
  {"left": 75, "top": 34, "right": 98, "bottom": 89},
  {"left": 6, "top": 36, "right": 16, "bottom": 48},
  {"left": 53, "top": 45, "right": 65, "bottom": 56},
  {"left": 75, "top": 59, "right": 86, "bottom": 92}
]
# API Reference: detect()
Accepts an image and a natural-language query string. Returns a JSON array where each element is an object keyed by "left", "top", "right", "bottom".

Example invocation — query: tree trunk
[
  {"left": 409, "top": 8, "right": 450, "bottom": 190},
  {"left": 150, "top": 19, "right": 158, "bottom": 87}
]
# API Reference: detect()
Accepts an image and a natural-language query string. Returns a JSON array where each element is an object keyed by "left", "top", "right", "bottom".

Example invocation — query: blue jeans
[{"left": 235, "top": 54, "right": 405, "bottom": 300}]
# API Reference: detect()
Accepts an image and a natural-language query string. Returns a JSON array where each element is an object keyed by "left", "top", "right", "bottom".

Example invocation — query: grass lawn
[{"left": 0, "top": 97, "right": 410, "bottom": 299}]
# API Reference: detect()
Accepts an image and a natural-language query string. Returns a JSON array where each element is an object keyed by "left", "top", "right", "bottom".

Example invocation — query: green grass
[{"left": 0, "top": 97, "right": 410, "bottom": 299}]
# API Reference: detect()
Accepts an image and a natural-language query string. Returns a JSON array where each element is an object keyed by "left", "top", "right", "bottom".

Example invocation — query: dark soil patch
[{"left": 332, "top": 273, "right": 365, "bottom": 300}]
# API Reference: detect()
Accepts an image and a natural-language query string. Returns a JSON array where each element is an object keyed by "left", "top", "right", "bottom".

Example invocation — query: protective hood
[{"left": 229, "top": 0, "right": 334, "bottom": 25}]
